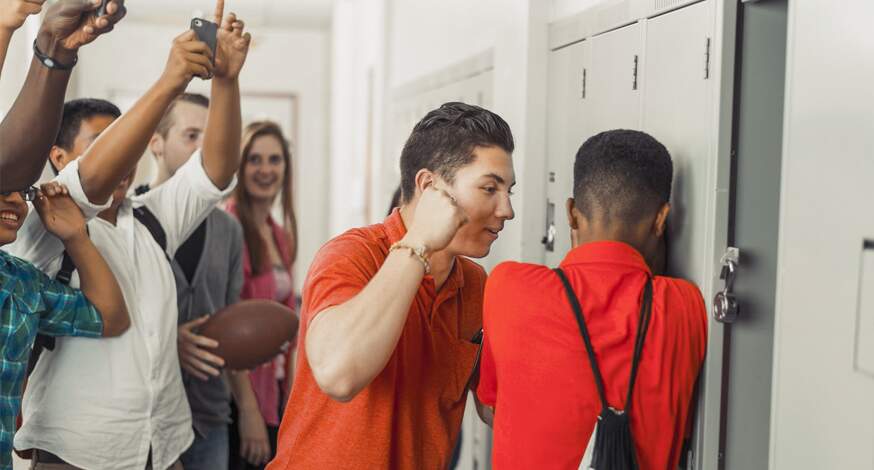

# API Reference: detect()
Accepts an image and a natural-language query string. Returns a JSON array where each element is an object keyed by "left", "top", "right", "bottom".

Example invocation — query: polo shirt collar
[
  {"left": 383, "top": 208, "right": 465, "bottom": 291},
  {"left": 383, "top": 208, "right": 407, "bottom": 245},
  {"left": 560, "top": 240, "right": 652, "bottom": 276}
]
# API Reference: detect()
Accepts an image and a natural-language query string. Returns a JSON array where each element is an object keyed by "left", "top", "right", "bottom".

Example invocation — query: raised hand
[
  {"left": 404, "top": 186, "right": 468, "bottom": 253},
  {"left": 158, "top": 30, "right": 214, "bottom": 95},
  {"left": 32, "top": 181, "right": 87, "bottom": 243},
  {"left": 0, "top": 0, "right": 46, "bottom": 32},
  {"left": 212, "top": 0, "right": 251, "bottom": 81},
  {"left": 38, "top": 0, "right": 127, "bottom": 53}
]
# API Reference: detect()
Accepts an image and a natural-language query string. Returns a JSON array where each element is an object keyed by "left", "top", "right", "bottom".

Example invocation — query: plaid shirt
[{"left": 0, "top": 250, "right": 103, "bottom": 470}]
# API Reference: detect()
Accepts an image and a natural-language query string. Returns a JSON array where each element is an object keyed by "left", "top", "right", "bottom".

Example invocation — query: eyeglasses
[{"left": 0, "top": 186, "right": 39, "bottom": 202}]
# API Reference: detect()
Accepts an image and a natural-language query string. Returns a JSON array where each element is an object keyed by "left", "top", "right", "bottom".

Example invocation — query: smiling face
[
  {"left": 0, "top": 191, "right": 28, "bottom": 245},
  {"left": 441, "top": 145, "right": 516, "bottom": 258},
  {"left": 242, "top": 134, "right": 287, "bottom": 204}
]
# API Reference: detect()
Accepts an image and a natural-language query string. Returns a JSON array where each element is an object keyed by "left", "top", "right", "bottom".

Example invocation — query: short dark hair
[
  {"left": 156, "top": 93, "right": 210, "bottom": 138},
  {"left": 55, "top": 99, "right": 122, "bottom": 150},
  {"left": 573, "top": 129, "right": 673, "bottom": 224},
  {"left": 399, "top": 102, "right": 514, "bottom": 202}
]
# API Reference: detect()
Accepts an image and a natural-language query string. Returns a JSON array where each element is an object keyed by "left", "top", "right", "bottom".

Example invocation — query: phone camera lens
[{"left": 194, "top": 20, "right": 203, "bottom": 27}]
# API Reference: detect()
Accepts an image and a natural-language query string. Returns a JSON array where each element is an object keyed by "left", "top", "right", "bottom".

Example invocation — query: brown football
[{"left": 199, "top": 299, "right": 299, "bottom": 370}]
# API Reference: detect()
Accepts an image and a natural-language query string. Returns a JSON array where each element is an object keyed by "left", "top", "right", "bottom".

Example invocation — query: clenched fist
[{"left": 403, "top": 186, "right": 468, "bottom": 254}]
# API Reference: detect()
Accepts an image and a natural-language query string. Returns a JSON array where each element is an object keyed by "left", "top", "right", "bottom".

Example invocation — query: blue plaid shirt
[{"left": 0, "top": 251, "right": 103, "bottom": 470}]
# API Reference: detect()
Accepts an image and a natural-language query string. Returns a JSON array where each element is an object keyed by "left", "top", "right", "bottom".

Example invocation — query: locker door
[
  {"left": 640, "top": 1, "right": 723, "bottom": 469},
  {"left": 642, "top": 0, "right": 715, "bottom": 285},
  {"left": 587, "top": 22, "right": 643, "bottom": 133},
  {"left": 770, "top": 0, "right": 874, "bottom": 467},
  {"left": 545, "top": 40, "right": 589, "bottom": 267}
]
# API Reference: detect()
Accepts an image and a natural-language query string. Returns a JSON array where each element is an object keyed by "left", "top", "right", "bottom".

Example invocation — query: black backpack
[
  {"left": 554, "top": 268, "right": 654, "bottom": 470},
  {"left": 26, "top": 206, "right": 167, "bottom": 374}
]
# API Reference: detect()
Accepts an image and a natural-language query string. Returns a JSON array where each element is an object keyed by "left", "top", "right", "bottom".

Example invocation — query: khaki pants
[{"left": 30, "top": 451, "right": 183, "bottom": 470}]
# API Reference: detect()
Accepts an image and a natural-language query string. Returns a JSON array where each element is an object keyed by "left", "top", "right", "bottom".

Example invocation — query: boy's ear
[
  {"left": 654, "top": 202, "right": 671, "bottom": 237},
  {"left": 566, "top": 198, "right": 579, "bottom": 230},
  {"left": 414, "top": 169, "right": 437, "bottom": 195},
  {"left": 149, "top": 134, "right": 164, "bottom": 160},
  {"left": 49, "top": 146, "right": 68, "bottom": 173}
]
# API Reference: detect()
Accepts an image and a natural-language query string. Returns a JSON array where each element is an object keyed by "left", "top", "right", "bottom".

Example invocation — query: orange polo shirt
[
  {"left": 267, "top": 210, "right": 485, "bottom": 470},
  {"left": 477, "top": 241, "right": 707, "bottom": 469}
]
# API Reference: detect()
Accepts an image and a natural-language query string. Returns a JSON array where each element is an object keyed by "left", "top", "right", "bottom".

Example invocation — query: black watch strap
[{"left": 32, "top": 39, "right": 78, "bottom": 70}]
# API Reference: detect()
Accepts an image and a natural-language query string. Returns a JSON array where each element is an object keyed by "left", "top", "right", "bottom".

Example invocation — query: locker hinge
[
  {"left": 632, "top": 55, "right": 639, "bottom": 90},
  {"left": 581, "top": 68, "right": 587, "bottom": 99},
  {"left": 704, "top": 37, "right": 712, "bottom": 79}
]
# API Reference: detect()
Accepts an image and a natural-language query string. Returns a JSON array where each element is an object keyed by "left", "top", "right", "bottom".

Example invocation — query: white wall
[
  {"left": 70, "top": 21, "right": 331, "bottom": 290},
  {"left": 329, "top": 0, "right": 389, "bottom": 234}
]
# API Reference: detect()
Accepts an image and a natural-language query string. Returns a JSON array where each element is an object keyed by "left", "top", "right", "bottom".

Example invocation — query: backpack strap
[
  {"left": 554, "top": 268, "right": 653, "bottom": 414},
  {"left": 133, "top": 205, "right": 168, "bottom": 255},
  {"left": 55, "top": 251, "right": 77, "bottom": 286},
  {"left": 27, "top": 227, "right": 91, "bottom": 375}
]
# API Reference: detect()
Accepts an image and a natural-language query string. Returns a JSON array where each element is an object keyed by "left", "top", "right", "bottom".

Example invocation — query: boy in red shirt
[{"left": 477, "top": 130, "right": 707, "bottom": 469}]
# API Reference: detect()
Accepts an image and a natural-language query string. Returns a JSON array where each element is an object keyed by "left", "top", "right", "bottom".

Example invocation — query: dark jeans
[{"left": 181, "top": 424, "right": 229, "bottom": 470}]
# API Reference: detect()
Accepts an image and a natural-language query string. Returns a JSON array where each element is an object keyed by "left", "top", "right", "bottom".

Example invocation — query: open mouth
[{"left": 0, "top": 210, "right": 22, "bottom": 227}]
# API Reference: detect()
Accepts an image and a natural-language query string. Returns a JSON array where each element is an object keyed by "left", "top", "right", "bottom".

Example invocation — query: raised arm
[
  {"left": 34, "top": 182, "right": 129, "bottom": 336},
  {"left": 0, "top": 0, "right": 126, "bottom": 192},
  {"left": 202, "top": 2, "right": 251, "bottom": 190},
  {"left": 75, "top": 30, "right": 214, "bottom": 204},
  {"left": 306, "top": 188, "right": 466, "bottom": 401},
  {"left": 0, "top": 0, "right": 47, "bottom": 77}
]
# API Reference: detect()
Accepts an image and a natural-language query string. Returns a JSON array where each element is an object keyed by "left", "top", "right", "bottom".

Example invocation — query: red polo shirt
[
  {"left": 477, "top": 241, "right": 707, "bottom": 469},
  {"left": 267, "top": 210, "right": 485, "bottom": 470}
]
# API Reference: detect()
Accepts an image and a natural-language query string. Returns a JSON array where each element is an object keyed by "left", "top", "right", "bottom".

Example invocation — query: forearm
[
  {"left": 63, "top": 235, "right": 130, "bottom": 336},
  {"left": 306, "top": 251, "right": 426, "bottom": 401},
  {"left": 0, "top": 34, "right": 75, "bottom": 191},
  {"left": 229, "top": 370, "right": 260, "bottom": 413},
  {"left": 202, "top": 77, "right": 241, "bottom": 190},
  {"left": 78, "top": 80, "right": 179, "bottom": 204}
]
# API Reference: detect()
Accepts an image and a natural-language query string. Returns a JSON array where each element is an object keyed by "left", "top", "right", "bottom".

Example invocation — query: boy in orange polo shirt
[
  {"left": 477, "top": 130, "right": 707, "bottom": 469},
  {"left": 267, "top": 102, "right": 516, "bottom": 470}
]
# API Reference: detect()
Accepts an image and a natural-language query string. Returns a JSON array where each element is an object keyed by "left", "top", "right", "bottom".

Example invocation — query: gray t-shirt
[{"left": 171, "top": 208, "right": 244, "bottom": 434}]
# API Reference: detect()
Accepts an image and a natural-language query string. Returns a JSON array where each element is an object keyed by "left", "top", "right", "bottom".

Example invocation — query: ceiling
[{"left": 123, "top": 0, "right": 334, "bottom": 29}]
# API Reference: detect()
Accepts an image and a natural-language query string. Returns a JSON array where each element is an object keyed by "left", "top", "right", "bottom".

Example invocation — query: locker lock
[{"left": 713, "top": 247, "right": 740, "bottom": 323}]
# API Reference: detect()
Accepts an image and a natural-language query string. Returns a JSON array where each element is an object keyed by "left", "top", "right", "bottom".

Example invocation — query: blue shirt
[{"left": 0, "top": 250, "right": 103, "bottom": 470}]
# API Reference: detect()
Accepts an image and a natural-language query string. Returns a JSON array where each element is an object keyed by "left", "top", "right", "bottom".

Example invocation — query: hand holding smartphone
[{"left": 191, "top": 17, "right": 218, "bottom": 67}]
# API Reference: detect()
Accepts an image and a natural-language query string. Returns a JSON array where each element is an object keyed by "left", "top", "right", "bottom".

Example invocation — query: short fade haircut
[
  {"left": 55, "top": 99, "right": 122, "bottom": 150},
  {"left": 399, "top": 102, "right": 514, "bottom": 203},
  {"left": 573, "top": 129, "right": 673, "bottom": 224},
  {"left": 155, "top": 93, "right": 210, "bottom": 138}
]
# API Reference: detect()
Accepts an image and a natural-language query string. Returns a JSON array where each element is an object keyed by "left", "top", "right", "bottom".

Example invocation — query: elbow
[
  {"left": 309, "top": 359, "right": 362, "bottom": 403},
  {"left": 307, "top": 340, "right": 362, "bottom": 402},
  {"left": 101, "top": 308, "right": 131, "bottom": 337}
]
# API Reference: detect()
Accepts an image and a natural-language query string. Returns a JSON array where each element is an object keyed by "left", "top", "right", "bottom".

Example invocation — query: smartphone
[
  {"left": 191, "top": 18, "right": 218, "bottom": 66},
  {"left": 96, "top": 0, "right": 108, "bottom": 17}
]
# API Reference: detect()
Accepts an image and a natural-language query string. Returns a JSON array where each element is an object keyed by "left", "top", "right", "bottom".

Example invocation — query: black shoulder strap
[
  {"left": 133, "top": 205, "right": 167, "bottom": 254},
  {"left": 554, "top": 268, "right": 653, "bottom": 414},
  {"left": 56, "top": 251, "right": 77, "bottom": 285}
]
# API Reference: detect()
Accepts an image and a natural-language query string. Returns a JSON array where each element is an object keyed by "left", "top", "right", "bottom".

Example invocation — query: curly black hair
[{"left": 573, "top": 129, "right": 673, "bottom": 224}]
